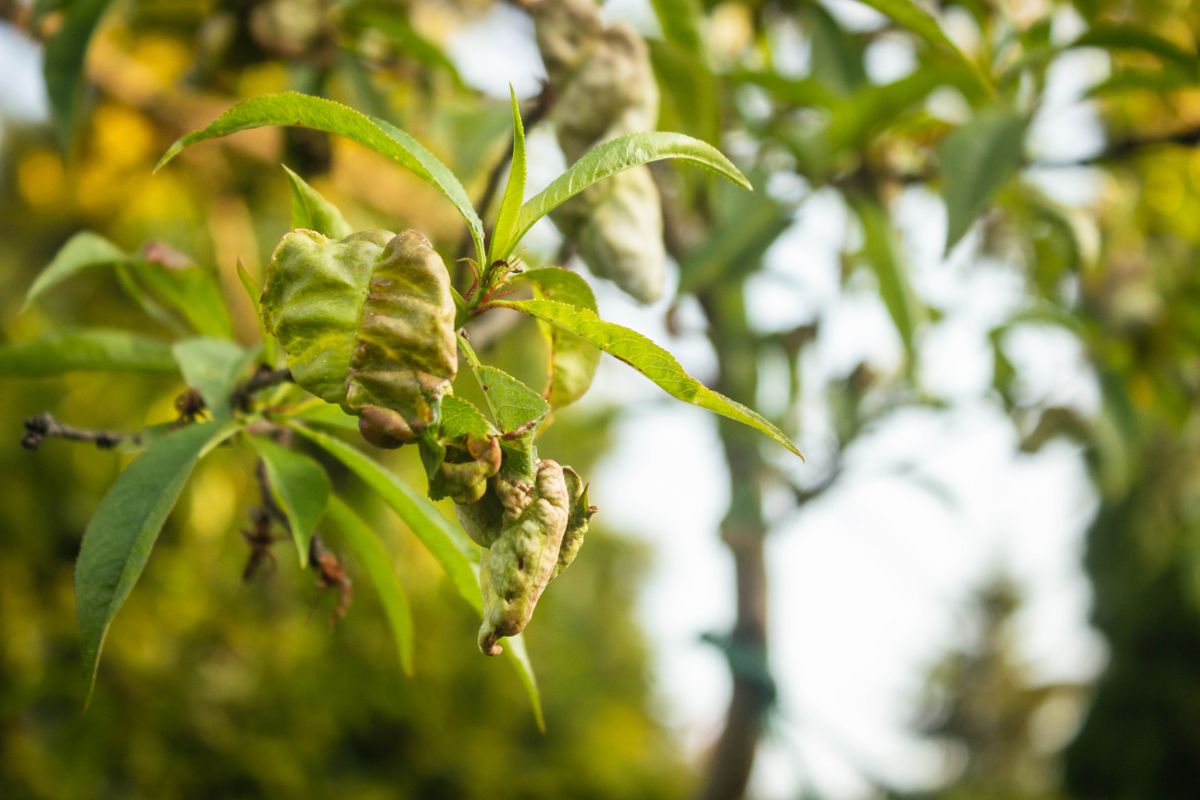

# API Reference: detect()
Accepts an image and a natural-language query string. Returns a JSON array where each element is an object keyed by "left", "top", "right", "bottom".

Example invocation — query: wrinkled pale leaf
[
  {"left": 76, "top": 420, "right": 239, "bottom": 703},
  {"left": 940, "top": 109, "right": 1027, "bottom": 251},
  {"left": 326, "top": 495, "right": 414, "bottom": 676},
  {"left": 0, "top": 330, "right": 178, "bottom": 376},
  {"left": 498, "top": 299, "right": 803, "bottom": 458},
  {"left": 488, "top": 87, "right": 528, "bottom": 264},
  {"left": 500, "top": 132, "right": 751, "bottom": 260},
  {"left": 249, "top": 436, "right": 331, "bottom": 566},
  {"left": 171, "top": 338, "right": 257, "bottom": 419},
  {"left": 516, "top": 268, "right": 601, "bottom": 407},
  {"left": 156, "top": 92, "right": 486, "bottom": 263},
  {"left": 283, "top": 165, "right": 353, "bottom": 238},
  {"left": 261, "top": 229, "right": 457, "bottom": 447}
]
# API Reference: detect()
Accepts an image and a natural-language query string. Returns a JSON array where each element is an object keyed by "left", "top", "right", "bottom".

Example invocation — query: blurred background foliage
[{"left": 3, "top": 0, "right": 1200, "bottom": 798}]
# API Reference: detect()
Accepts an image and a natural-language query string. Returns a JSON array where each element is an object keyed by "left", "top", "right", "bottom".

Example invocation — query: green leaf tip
[{"left": 499, "top": 299, "right": 803, "bottom": 460}]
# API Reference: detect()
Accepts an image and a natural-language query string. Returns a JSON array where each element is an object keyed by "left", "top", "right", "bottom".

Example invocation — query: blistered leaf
[
  {"left": 156, "top": 92, "right": 486, "bottom": 264},
  {"left": 326, "top": 495, "right": 414, "bottom": 676},
  {"left": 250, "top": 436, "right": 331, "bottom": 565},
  {"left": 76, "top": 420, "right": 239, "bottom": 703},
  {"left": 940, "top": 109, "right": 1027, "bottom": 251},
  {"left": 516, "top": 268, "right": 600, "bottom": 407},
  {"left": 498, "top": 299, "right": 803, "bottom": 458},
  {"left": 0, "top": 330, "right": 177, "bottom": 376},
  {"left": 499, "top": 132, "right": 751, "bottom": 261},
  {"left": 282, "top": 165, "right": 353, "bottom": 238},
  {"left": 261, "top": 229, "right": 457, "bottom": 447}
]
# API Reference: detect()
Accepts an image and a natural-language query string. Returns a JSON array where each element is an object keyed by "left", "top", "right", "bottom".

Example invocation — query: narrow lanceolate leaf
[
  {"left": 43, "top": 0, "right": 114, "bottom": 150},
  {"left": 76, "top": 420, "right": 239, "bottom": 704},
  {"left": 290, "top": 423, "right": 480, "bottom": 586},
  {"left": 516, "top": 268, "right": 601, "bottom": 407},
  {"left": 473, "top": 365, "right": 550, "bottom": 433},
  {"left": 249, "top": 436, "right": 331, "bottom": 566},
  {"left": 650, "top": 0, "right": 706, "bottom": 55},
  {"left": 0, "top": 330, "right": 178, "bottom": 376},
  {"left": 500, "top": 132, "right": 752, "bottom": 260},
  {"left": 156, "top": 92, "right": 486, "bottom": 264},
  {"left": 1070, "top": 26, "right": 1200, "bottom": 75},
  {"left": 23, "top": 231, "right": 127, "bottom": 309},
  {"left": 291, "top": 423, "right": 542, "bottom": 724},
  {"left": 488, "top": 87, "right": 528, "bottom": 264},
  {"left": 497, "top": 299, "right": 804, "bottom": 459},
  {"left": 940, "top": 109, "right": 1027, "bottom": 251},
  {"left": 282, "top": 165, "right": 353, "bottom": 239},
  {"left": 326, "top": 495, "right": 414, "bottom": 676},
  {"left": 852, "top": 198, "right": 924, "bottom": 366},
  {"left": 853, "top": 0, "right": 992, "bottom": 93},
  {"left": 128, "top": 259, "right": 234, "bottom": 340},
  {"left": 171, "top": 338, "right": 257, "bottom": 419}
]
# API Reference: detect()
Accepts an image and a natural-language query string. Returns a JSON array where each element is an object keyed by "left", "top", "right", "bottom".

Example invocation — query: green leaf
[
  {"left": 726, "top": 69, "right": 839, "bottom": 109},
  {"left": 650, "top": 0, "right": 705, "bottom": 54},
  {"left": 26, "top": 232, "right": 232, "bottom": 339},
  {"left": 0, "top": 330, "right": 178, "bottom": 376},
  {"left": 473, "top": 365, "right": 550, "bottom": 433},
  {"left": 515, "top": 268, "right": 601, "bottom": 407},
  {"left": 291, "top": 423, "right": 542, "bottom": 723},
  {"left": 76, "top": 420, "right": 239, "bottom": 703},
  {"left": 156, "top": 92, "right": 486, "bottom": 264},
  {"left": 676, "top": 186, "right": 792, "bottom": 294},
  {"left": 488, "top": 87, "right": 528, "bottom": 264},
  {"left": 497, "top": 299, "right": 804, "bottom": 458},
  {"left": 826, "top": 67, "right": 959, "bottom": 153},
  {"left": 249, "top": 436, "right": 331, "bottom": 566},
  {"left": 853, "top": 0, "right": 992, "bottom": 94},
  {"left": 940, "top": 109, "right": 1027, "bottom": 251},
  {"left": 806, "top": 3, "right": 868, "bottom": 95},
  {"left": 23, "top": 231, "right": 127, "bottom": 309},
  {"left": 43, "top": 0, "right": 114, "bottom": 150},
  {"left": 500, "top": 132, "right": 752, "bottom": 260},
  {"left": 326, "top": 495, "right": 414, "bottom": 676},
  {"left": 282, "top": 165, "right": 353, "bottom": 238},
  {"left": 290, "top": 423, "right": 480, "bottom": 587},
  {"left": 852, "top": 197, "right": 925, "bottom": 365},
  {"left": 1071, "top": 25, "right": 1200, "bottom": 75},
  {"left": 440, "top": 395, "right": 500, "bottom": 440},
  {"left": 171, "top": 338, "right": 257, "bottom": 419}
]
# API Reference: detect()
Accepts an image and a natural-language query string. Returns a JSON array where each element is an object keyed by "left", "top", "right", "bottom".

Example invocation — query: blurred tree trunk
[{"left": 696, "top": 284, "right": 775, "bottom": 800}]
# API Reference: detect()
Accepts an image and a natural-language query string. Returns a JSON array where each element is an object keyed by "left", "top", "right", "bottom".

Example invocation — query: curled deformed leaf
[
  {"left": 478, "top": 459, "right": 572, "bottom": 656},
  {"left": 261, "top": 229, "right": 457, "bottom": 447}
]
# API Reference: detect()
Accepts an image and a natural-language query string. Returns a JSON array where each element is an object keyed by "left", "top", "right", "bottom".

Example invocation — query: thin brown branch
[
  {"left": 231, "top": 366, "right": 293, "bottom": 411},
  {"left": 21, "top": 413, "right": 138, "bottom": 451}
]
